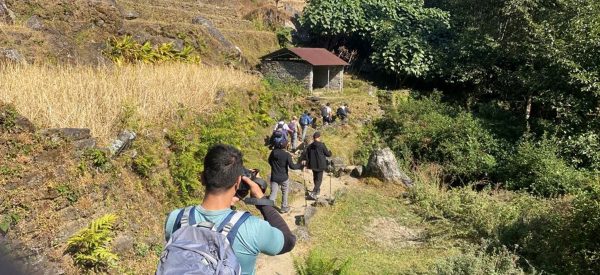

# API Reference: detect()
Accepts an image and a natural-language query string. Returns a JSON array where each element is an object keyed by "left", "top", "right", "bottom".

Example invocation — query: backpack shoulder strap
[
  {"left": 219, "top": 211, "right": 251, "bottom": 245},
  {"left": 179, "top": 206, "right": 197, "bottom": 228}
]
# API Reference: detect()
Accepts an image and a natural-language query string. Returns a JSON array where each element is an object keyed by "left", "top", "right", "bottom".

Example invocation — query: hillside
[{"left": 0, "top": 0, "right": 305, "bottom": 66}]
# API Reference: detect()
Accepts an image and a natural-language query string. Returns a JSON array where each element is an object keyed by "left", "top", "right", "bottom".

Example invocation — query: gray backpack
[{"left": 156, "top": 206, "right": 250, "bottom": 275}]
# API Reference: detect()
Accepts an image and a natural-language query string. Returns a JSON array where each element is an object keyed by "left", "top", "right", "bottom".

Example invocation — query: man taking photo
[{"left": 162, "top": 144, "right": 296, "bottom": 275}]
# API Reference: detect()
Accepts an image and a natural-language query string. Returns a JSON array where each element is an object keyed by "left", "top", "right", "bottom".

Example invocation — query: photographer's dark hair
[{"left": 202, "top": 144, "right": 244, "bottom": 193}]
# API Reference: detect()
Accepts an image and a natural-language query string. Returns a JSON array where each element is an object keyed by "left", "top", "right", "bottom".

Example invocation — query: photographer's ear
[{"left": 234, "top": 176, "right": 242, "bottom": 190}]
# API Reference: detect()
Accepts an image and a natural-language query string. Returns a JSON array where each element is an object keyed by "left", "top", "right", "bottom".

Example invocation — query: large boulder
[{"left": 366, "top": 147, "right": 413, "bottom": 187}]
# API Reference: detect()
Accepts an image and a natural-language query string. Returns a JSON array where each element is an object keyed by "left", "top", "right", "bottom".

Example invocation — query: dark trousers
[{"left": 312, "top": 170, "right": 324, "bottom": 195}]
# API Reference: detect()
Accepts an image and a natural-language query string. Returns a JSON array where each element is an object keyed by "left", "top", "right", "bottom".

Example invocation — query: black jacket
[
  {"left": 302, "top": 141, "right": 332, "bottom": 171},
  {"left": 269, "top": 149, "right": 303, "bottom": 182}
]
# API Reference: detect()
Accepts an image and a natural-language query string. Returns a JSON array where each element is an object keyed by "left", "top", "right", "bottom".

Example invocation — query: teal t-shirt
[{"left": 164, "top": 206, "right": 284, "bottom": 275}]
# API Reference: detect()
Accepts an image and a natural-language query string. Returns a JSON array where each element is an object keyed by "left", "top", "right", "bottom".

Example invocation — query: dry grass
[{"left": 0, "top": 64, "right": 259, "bottom": 143}]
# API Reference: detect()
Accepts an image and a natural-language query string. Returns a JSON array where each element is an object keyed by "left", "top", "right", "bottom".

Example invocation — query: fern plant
[
  {"left": 66, "top": 214, "right": 119, "bottom": 271},
  {"left": 294, "top": 250, "right": 352, "bottom": 275},
  {"left": 103, "top": 35, "right": 201, "bottom": 65}
]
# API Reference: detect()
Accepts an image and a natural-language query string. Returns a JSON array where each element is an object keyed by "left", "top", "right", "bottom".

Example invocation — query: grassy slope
[{"left": 0, "top": 0, "right": 280, "bottom": 65}]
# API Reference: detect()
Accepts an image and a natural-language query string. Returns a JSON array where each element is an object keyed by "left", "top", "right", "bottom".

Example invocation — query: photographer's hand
[{"left": 242, "top": 176, "right": 265, "bottom": 198}]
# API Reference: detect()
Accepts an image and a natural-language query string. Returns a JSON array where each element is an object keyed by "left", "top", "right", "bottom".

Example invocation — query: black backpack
[{"left": 337, "top": 107, "right": 347, "bottom": 117}]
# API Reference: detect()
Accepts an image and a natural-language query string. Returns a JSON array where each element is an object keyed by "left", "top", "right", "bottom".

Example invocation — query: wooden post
[{"left": 327, "top": 66, "right": 330, "bottom": 90}]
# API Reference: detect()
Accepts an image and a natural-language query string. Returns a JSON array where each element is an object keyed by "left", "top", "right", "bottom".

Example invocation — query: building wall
[
  {"left": 329, "top": 66, "right": 344, "bottom": 91},
  {"left": 261, "top": 60, "right": 313, "bottom": 90},
  {"left": 312, "top": 66, "right": 344, "bottom": 91}
]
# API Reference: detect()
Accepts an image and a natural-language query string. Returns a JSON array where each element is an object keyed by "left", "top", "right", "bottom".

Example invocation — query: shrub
[
  {"left": 431, "top": 245, "right": 526, "bottom": 275},
  {"left": 294, "top": 250, "right": 352, "bottom": 275},
  {"left": 103, "top": 36, "right": 200, "bottom": 65},
  {"left": 376, "top": 94, "right": 498, "bottom": 183},
  {"left": 501, "top": 137, "right": 591, "bottom": 196},
  {"left": 276, "top": 27, "right": 293, "bottom": 48},
  {"left": 82, "top": 148, "right": 111, "bottom": 172},
  {"left": 410, "top": 167, "right": 600, "bottom": 273},
  {"left": 0, "top": 103, "right": 18, "bottom": 131},
  {"left": 66, "top": 214, "right": 119, "bottom": 271},
  {"left": 132, "top": 154, "right": 157, "bottom": 178},
  {"left": 560, "top": 131, "right": 600, "bottom": 171}
]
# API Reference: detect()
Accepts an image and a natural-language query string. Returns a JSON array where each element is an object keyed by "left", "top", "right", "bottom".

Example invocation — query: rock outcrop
[
  {"left": 0, "top": 0, "right": 15, "bottom": 24},
  {"left": 366, "top": 147, "right": 413, "bottom": 186}
]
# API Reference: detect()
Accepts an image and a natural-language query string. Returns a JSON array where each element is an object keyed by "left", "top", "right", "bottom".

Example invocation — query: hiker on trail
[
  {"left": 288, "top": 116, "right": 301, "bottom": 151},
  {"left": 270, "top": 120, "right": 289, "bottom": 149},
  {"left": 162, "top": 144, "right": 296, "bottom": 275},
  {"left": 336, "top": 103, "right": 351, "bottom": 124},
  {"left": 301, "top": 131, "right": 332, "bottom": 200},
  {"left": 268, "top": 140, "right": 303, "bottom": 213},
  {"left": 321, "top": 103, "right": 333, "bottom": 126},
  {"left": 299, "top": 110, "right": 313, "bottom": 143}
]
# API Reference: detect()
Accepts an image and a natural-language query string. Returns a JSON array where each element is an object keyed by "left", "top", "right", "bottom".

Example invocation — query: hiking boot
[{"left": 307, "top": 192, "right": 318, "bottom": 200}]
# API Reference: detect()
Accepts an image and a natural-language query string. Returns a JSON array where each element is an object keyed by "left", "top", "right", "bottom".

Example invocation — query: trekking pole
[
  {"left": 302, "top": 169, "right": 307, "bottom": 207},
  {"left": 329, "top": 171, "right": 332, "bottom": 199}
]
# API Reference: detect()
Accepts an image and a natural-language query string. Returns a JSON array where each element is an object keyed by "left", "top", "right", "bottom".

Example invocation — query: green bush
[
  {"left": 132, "top": 154, "right": 157, "bottom": 178},
  {"left": 375, "top": 94, "right": 498, "bottom": 183},
  {"left": 294, "top": 250, "right": 352, "bottom": 275},
  {"left": 560, "top": 131, "right": 600, "bottom": 171},
  {"left": 410, "top": 170, "right": 600, "bottom": 273},
  {"left": 66, "top": 214, "right": 119, "bottom": 271},
  {"left": 500, "top": 137, "right": 591, "bottom": 196},
  {"left": 82, "top": 148, "right": 111, "bottom": 172},
  {"left": 431, "top": 245, "right": 526, "bottom": 275}
]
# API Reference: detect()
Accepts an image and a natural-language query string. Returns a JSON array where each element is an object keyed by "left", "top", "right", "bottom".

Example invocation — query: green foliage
[
  {"left": 131, "top": 141, "right": 158, "bottom": 179},
  {"left": 294, "top": 250, "right": 352, "bottom": 275},
  {"left": 302, "top": 0, "right": 449, "bottom": 77},
  {"left": 66, "top": 214, "right": 119, "bottom": 271},
  {"left": 0, "top": 212, "right": 21, "bottom": 234},
  {"left": 55, "top": 183, "right": 79, "bottom": 204},
  {"left": 431, "top": 245, "right": 526, "bottom": 275},
  {"left": 103, "top": 36, "right": 201, "bottom": 65},
  {"left": 428, "top": 0, "right": 600, "bottom": 146},
  {"left": 82, "top": 148, "right": 111, "bottom": 172},
  {"left": 276, "top": 27, "right": 293, "bottom": 48},
  {"left": 500, "top": 137, "right": 591, "bottom": 196},
  {"left": 559, "top": 131, "right": 600, "bottom": 171},
  {"left": 410, "top": 172, "right": 600, "bottom": 273},
  {"left": 0, "top": 103, "right": 18, "bottom": 131},
  {"left": 375, "top": 94, "right": 498, "bottom": 183}
]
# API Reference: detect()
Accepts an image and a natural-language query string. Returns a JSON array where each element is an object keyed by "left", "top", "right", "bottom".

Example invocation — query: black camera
[{"left": 235, "top": 168, "right": 268, "bottom": 199}]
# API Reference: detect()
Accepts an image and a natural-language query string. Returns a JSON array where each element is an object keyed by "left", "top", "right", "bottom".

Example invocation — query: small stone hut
[{"left": 260, "top": 47, "right": 349, "bottom": 92}]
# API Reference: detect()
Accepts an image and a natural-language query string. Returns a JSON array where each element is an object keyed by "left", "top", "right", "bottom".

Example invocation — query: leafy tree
[{"left": 302, "top": 0, "right": 449, "bottom": 78}]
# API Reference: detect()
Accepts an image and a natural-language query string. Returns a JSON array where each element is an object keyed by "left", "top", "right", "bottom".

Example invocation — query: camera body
[{"left": 235, "top": 168, "right": 268, "bottom": 199}]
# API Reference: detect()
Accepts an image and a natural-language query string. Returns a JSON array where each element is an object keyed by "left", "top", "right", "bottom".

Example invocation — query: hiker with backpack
[
  {"left": 299, "top": 110, "right": 313, "bottom": 143},
  {"left": 301, "top": 131, "right": 332, "bottom": 200},
  {"left": 269, "top": 120, "right": 289, "bottom": 149},
  {"left": 288, "top": 116, "right": 301, "bottom": 151},
  {"left": 159, "top": 144, "right": 296, "bottom": 275},
  {"left": 268, "top": 139, "right": 303, "bottom": 213},
  {"left": 321, "top": 103, "right": 333, "bottom": 126},
  {"left": 336, "top": 103, "right": 350, "bottom": 124}
]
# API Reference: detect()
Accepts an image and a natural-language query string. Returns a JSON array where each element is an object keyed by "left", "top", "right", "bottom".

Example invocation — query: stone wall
[
  {"left": 312, "top": 65, "right": 344, "bottom": 91},
  {"left": 261, "top": 60, "right": 313, "bottom": 90},
  {"left": 329, "top": 66, "right": 344, "bottom": 91}
]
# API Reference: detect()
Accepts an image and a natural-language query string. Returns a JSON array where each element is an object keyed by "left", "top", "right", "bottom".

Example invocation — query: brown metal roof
[{"left": 261, "top": 47, "right": 349, "bottom": 66}]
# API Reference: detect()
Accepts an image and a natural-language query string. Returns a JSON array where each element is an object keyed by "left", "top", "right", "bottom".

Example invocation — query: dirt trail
[{"left": 255, "top": 169, "right": 358, "bottom": 275}]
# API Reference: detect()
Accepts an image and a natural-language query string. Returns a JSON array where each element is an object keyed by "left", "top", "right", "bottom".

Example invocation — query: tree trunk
[{"left": 525, "top": 95, "right": 532, "bottom": 133}]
